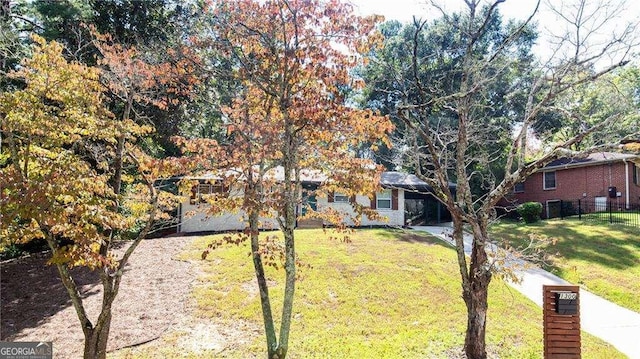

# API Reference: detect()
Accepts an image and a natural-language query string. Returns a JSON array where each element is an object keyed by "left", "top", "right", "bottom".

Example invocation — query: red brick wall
[{"left": 506, "top": 161, "right": 640, "bottom": 211}]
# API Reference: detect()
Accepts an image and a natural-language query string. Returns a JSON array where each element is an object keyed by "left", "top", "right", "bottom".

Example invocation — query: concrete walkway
[{"left": 412, "top": 225, "right": 640, "bottom": 359}]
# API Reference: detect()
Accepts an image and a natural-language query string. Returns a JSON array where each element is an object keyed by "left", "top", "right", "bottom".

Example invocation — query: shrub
[
  {"left": 0, "top": 243, "right": 23, "bottom": 260},
  {"left": 517, "top": 202, "right": 543, "bottom": 223}
]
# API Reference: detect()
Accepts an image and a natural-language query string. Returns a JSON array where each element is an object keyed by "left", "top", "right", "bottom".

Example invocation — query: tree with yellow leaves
[{"left": 0, "top": 36, "right": 184, "bottom": 359}]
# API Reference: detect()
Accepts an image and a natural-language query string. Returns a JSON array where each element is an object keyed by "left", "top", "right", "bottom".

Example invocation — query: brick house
[{"left": 504, "top": 152, "right": 640, "bottom": 218}]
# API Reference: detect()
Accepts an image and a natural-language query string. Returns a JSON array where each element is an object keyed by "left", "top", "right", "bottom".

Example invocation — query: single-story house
[
  {"left": 177, "top": 169, "right": 455, "bottom": 233},
  {"left": 503, "top": 152, "right": 640, "bottom": 218}
]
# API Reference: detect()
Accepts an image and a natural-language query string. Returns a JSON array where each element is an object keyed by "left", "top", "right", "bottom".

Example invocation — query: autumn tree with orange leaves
[
  {"left": 0, "top": 36, "right": 195, "bottom": 359},
  {"left": 179, "top": 1, "right": 392, "bottom": 357}
]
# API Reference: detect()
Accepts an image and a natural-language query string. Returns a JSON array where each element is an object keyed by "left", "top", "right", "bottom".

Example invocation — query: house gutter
[
  {"left": 538, "top": 153, "right": 638, "bottom": 172},
  {"left": 541, "top": 157, "right": 622, "bottom": 172},
  {"left": 623, "top": 159, "right": 630, "bottom": 209}
]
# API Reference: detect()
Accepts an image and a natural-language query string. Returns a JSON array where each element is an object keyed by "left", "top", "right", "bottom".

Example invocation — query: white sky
[
  {"left": 350, "top": 0, "right": 638, "bottom": 24},
  {"left": 350, "top": 0, "right": 640, "bottom": 63},
  {"left": 351, "top": 0, "right": 541, "bottom": 23}
]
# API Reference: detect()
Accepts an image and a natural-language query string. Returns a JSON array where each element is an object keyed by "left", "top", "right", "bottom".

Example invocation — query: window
[
  {"left": 376, "top": 189, "right": 392, "bottom": 209},
  {"left": 514, "top": 182, "right": 525, "bottom": 193},
  {"left": 634, "top": 163, "right": 639, "bottom": 185},
  {"left": 543, "top": 171, "right": 556, "bottom": 190},
  {"left": 192, "top": 182, "right": 226, "bottom": 204},
  {"left": 334, "top": 192, "right": 349, "bottom": 203},
  {"left": 198, "top": 183, "right": 213, "bottom": 196}
]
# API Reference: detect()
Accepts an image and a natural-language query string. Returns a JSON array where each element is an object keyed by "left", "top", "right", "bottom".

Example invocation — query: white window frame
[
  {"left": 199, "top": 183, "right": 225, "bottom": 195},
  {"left": 334, "top": 192, "right": 349, "bottom": 203},
  {"left": 197, "top": 183, "right": 226, "bottom": 203},
  {"left": 376, "top": 189, "right": 392, "bottom": 210},
  {"left": 543, "top": 171, "right": 556, "bottom": 190}
]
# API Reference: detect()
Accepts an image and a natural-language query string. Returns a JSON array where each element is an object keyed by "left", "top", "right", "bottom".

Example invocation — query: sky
[
  {"left": 349, "top": 0, "right": 640, "bottom": 63},
  {"left": 350, "top": 0, "right": 542, "bottom": 23}
]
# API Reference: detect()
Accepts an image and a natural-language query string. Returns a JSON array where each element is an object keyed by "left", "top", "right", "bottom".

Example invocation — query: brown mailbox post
[{"left": 543, "top": 285, "right": 581, "bottom": 358}]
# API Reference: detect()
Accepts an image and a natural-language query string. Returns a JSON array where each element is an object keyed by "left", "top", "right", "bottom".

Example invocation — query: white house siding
[
  {"left": 179, "top": 202, "right": 281, "bottom": 233},
  {"left": 178, "top": 186, "right": 280, "bottom": 233},
  {"left": 180, "top": 206, "right": 245, "bottom": 232},
  {"left": 179, "top": 189, "right": 406, "bottom": 233},
  {"left": 314, "top": 191, "right": 405, "bottom": 227}
]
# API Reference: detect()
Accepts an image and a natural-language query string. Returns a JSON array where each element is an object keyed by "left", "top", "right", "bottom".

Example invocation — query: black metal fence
[{"left": 547, "top": 198, "right": 640, "bottom": 228}]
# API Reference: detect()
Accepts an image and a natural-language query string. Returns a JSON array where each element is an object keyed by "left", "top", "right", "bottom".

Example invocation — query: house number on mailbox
[{"left": 555, "top": 292, "right": 578, "bottom": 315}]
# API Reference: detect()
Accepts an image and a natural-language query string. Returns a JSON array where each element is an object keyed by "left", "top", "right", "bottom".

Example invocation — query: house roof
[
  {"left": 185, "top": 167, "right": 325, "bottom": 182},
  {"left": 380, "top": 171, "right": 456, "bottom": 190},
  {"left": 185, "top": 167, "right": 456, "bottom": 190},
  {"left": 542, "top": 152, "right": 639, "bottom": 171}
]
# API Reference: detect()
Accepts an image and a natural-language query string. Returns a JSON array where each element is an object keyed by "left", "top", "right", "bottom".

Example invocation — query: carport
[{"left": 379, "top": 172, "right": 455, "bottom": 226}]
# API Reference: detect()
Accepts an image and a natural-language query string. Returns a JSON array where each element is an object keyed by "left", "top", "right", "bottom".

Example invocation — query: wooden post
[{"left": 543, "top": 285, "right": 581, "bottom": 358}]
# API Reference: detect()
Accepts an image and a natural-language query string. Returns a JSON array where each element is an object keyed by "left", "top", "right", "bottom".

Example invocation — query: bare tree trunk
[
  {"left": 462, "top": 221, "right": 492, "bottom": 359},
  {"left": 463, "top": 250, "right": 491, "bottom": 358},
  {"left": 82, "top": 313, "right": 111, "bottom": 359},
  {"left": 274, "top": 120, "right": 297, "bottom": 359},
  {"left": 53, "top": 260, "right": 114, "bottom": 359},
  {"left": 248, "top": 208, "right": 278, "bottom": 357},
  {"left": 277, "top": 208, "right": 296, "bottom": 359}
]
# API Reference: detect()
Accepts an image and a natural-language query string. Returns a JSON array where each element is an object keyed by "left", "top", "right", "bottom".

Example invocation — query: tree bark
[
  {"left": 113, "top": 92, "right": 133, "bottom": 195},
  {"left": 248, "top": 207, "right": 278, "bottom": 357},
  {"left": 82, "top": 312, "right": 111, "bottom": 359},
  {"left": 274, "top": 138, "right": 297, "bottom": 359},
  {"left": 463, "top": 223, "right": 492, "bottom": 359},
  {"left": 463, "top": 266, "right": 490, "bottom": 359},
  {"left": 53, "top": 260, "right": 115, "bottom": 359},
  {"left": 277, "top": 222, "right": 295, "bottom": 359}
]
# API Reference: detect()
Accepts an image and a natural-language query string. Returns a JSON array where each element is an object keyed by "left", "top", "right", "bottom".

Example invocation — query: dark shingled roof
[
  {"left": 544, "top": 152, "right": 638, "bottom": 170},
  {"left": 380, "top": 171, "right": 456, "bottom": 190}
]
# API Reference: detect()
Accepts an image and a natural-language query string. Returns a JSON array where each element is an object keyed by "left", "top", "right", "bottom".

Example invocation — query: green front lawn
[
  {"left": 114, "top": 228, "right": 622, "bottom": 358},
  {"left": 490, "top": 219, "right": 640, "bottom": 313},
  {"left": 568, "top": 211, "right": 640, "bottom": 227}
]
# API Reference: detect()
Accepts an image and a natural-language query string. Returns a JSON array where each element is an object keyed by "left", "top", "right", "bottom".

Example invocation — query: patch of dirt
[
  {"left": 240, "top": 278, "right": 277, "bottom": 299},
  {"left": 174, "top": 320, "right": 259, "bottom": 356},
  {"left": 396, "top": 232, "right": 440, "bottom": 245},
  {"left": 1, "top": 235, "right": 198, "bottom": 358}
]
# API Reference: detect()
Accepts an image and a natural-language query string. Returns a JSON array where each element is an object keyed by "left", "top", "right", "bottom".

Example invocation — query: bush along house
[
  {"left": 176, "top": 168, "right": 455, "bottom": 233},
  {"left": 504, "top": 152, "right": 640, "bottom": 219}
]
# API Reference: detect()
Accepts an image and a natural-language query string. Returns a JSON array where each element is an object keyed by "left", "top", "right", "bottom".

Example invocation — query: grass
[
  {"left": 113, "top": 228, "right": 623, "bottom": 358},
  {"left": 490, "top": 218, "right": 640, "bottom": 312},
  {"left": 567, "top": 211, "right": 640, "bottom": 227}
]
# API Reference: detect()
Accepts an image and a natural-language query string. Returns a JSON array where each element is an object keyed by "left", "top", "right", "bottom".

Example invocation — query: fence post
[
  {"left": 578, "top": 199, "right": 582, "bottom": 220},
  {"left": 609, "top": 200, "right": 613, "bottom": 224}
]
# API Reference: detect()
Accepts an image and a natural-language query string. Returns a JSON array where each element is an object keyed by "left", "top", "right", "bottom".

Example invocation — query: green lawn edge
[
  {"left": 112, "top": 228, "right": 623, "bottom": 358},
  {"left": 490, "top": 219, "right": 640, "bottom": 313}
]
